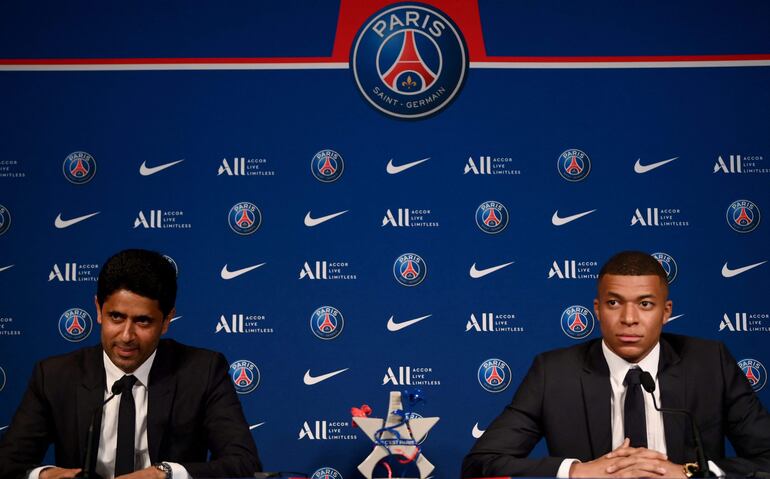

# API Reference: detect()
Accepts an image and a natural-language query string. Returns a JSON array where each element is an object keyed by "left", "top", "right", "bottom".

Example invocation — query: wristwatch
[
  {"left": 683, "top": 462, "right": 700, "bottom": 478},
  {"left": 153, "top": 462, "right": 172, "bottom": 479}
]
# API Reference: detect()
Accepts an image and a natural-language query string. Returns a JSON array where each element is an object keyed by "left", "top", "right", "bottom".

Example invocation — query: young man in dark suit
[
  {"left": 463, "top": 251, "right": 770, "bottom": 478},
  {"left": 0, "top": 249, "right": 262, "bottom": 479}
]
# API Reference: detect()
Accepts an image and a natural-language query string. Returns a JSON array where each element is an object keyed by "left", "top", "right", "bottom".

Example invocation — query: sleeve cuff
[
  {"left": 166, "top": 462, "right": 190, "bottom": 479},
  {"left": 27, "top": 466, "right": 52, "bottom": 479},
  {"left": 707, "top": 460, "right": 726, "bottom": 477},
  {"left": 557, "top": 458, "right": 581, "bottom": 478}
]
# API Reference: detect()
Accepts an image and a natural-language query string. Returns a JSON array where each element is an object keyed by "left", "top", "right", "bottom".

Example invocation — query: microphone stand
[
  {"left": 76, "top": 377, "right": 128, "bottom": 479},
  {"left": 640, "top": 371, "right": 714, "bottom": 477}
]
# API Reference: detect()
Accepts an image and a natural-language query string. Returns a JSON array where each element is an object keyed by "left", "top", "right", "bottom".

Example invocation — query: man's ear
[
  {"left": 161, "top": 308, "right": 175, "bottom": 334},
  {"left": 94, "top": 295, "right": 103, "bottom": 324},
  {"left": 593, "top": 298, "right": 600, "bottom": 322}
]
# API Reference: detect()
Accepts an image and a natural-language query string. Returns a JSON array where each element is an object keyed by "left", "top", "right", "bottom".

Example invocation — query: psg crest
[
  {"left": 726, "top": 200, "right": 760, "bottom": 233},
  {"left": 229, "top": 359, "right": 260, "bottom": 394},
  {"left": 560, "top": 305, "right": 595, "bottom": 340},
  {"left": 228, "top": 202, "right": 262, "bottom": 235},
  {"left": 62, "top": 151, "right": 97, "bottom": 184},
  {"left": 351, "top": 3, "right": 468, "bottom": 119},
  {"left": 475, "top": 201, "right": 509, "bottom": 234},
  {"left": 652, "top": 252, "right": 678, "bottom": 284},
  {"left": 557, "top": 149, "right": 591, "bottom": 182},
  {"left": 738, "top": 359, "right": 767, "bottom": 392},
  {"left": 311, "top": 149, "right": 344, "bottom": 183},
  {"left": 393, "top": 253, "right": 427, "bottom": 286},
  {"left": 0, "top": 204, "right": 10, "bottom": 236},
  {"left": 310, "top": 306, "right": 344, "bottom": 340},
  {"left": 58, "top": 308, "right": 93, "bottom": 342},
  {"left": 477, "top": 358, "right": 512, "bottom": 393}
]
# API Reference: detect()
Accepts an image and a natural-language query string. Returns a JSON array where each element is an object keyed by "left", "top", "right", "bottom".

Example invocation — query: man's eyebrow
[
  {"left": 605, "top": 291, "right": 658, "bottom": 300},
  {"left": 107, "top": 309, "right": 127, "bottom": 317}
]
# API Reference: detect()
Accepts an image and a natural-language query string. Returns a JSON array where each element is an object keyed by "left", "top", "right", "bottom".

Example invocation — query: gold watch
[{"left": 683, "top": 462, "right": 700, "bottom": 478}]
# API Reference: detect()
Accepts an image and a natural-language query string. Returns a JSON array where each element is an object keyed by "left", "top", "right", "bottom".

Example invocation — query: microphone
[
  {"left": 76, "top": 376, "right": 132, "bottom": 479},
  {"left": 639, "top": 371, "right": 713, "bottom": 477}
]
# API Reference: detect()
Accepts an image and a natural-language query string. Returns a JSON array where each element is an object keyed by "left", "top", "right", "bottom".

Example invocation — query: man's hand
[
  {"left": 39, "top": 467, "right": 82, "bottom": 479},
  {"left": 116, "top": 466, "right": 166, "bottom": 479},
  {"left": 571, "top": 438, "right": 675, "bottom": 478}
]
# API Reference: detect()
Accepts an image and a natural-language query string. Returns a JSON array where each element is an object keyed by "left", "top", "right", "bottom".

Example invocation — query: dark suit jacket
[
  {"left": 462, "top": 334, "right": 770, "bottom": 477},
  {"left": 0, "top": 339, "right": 262, "bottom": 478}
]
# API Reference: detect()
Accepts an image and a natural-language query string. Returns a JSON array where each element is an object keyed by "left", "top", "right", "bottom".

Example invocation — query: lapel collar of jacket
[
  {"left": 581, "top": 339, "right": 613, "bottom": 458},
  {"left": 77, "top": 346, "right": 107, "bottom": 467},
  {"left": 658, "top": 335, "right": 687, "bottom": 463},
  {"left": 147, "top": 340, "right": 177, "bottom": 462}
]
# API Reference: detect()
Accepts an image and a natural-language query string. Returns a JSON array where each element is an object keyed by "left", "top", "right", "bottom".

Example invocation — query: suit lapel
[
  {"left": 581, "top": 340, "right": 613, "bottom": 458},
  {"left": 658, "top": 337, "right": 687, "bottom": 464},
  {"left": 76, "top": 347, "right": 106, "bottom": 467},
  {"left": 147, "top": 341, "right": 177, "bottom": 462}
]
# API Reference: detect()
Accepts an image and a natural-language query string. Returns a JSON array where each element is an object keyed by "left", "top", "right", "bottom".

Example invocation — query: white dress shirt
[
  {"left": 28, "top": 352, "right": 189, "bottom": 479},
  {"left": 556, "top": 341, "right": 724, "bottom": 477}
]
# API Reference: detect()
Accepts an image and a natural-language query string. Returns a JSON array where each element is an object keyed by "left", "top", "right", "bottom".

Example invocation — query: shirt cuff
[
  {"left": 707, "top": 460, "right": 726, "bottom": 477},
  {"left": 27, "top": 466, "right": 52, "bottom": 479},
  {"left": 557, "top": 458, "right": 581, "bottom": 478},
  {"left": 166, "top": 462, "right": 190, "bottom": 479}
]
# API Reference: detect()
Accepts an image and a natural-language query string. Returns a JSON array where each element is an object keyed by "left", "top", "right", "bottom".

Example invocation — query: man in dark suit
[
  {"left": 463, "top": 251, "right": 770, "bottom": 478},
  {"left": 0, "top": 249, "right": 262, "bottom": 479}
]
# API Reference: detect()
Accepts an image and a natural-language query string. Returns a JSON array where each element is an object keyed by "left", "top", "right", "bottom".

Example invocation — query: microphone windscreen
[
  {"left": 111, "top": 377, "right": 125, "bottom": 395},
  {"left": 640, "top": 371, "right": 656, "bottom": 393}
]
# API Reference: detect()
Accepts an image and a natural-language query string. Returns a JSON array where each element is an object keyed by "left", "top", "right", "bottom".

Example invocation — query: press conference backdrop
[{"left": 1, "top": 1, "right": 769, "bottom": 477}]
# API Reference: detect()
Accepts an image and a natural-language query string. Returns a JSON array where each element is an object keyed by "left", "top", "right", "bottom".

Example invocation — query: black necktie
[
  {"left": 623, "top": 367, "right": 647, "bottom": 448},
  {"left": 115, "top": 375, "right": 138, "bottom": 476}
]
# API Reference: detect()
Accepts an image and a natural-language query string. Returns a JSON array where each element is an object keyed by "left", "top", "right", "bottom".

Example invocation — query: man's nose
[
  {"left": 620, "top": 303, "right": 639, "bottom": 324},
  {"left": 118, "top": 321, "right": 135, "bottom": 341}
]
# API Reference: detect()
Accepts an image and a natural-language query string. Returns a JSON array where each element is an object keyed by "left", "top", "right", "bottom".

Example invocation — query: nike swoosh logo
[
  {"left": 722, "top": 261, "right": 767, "bottom": 278},
  {"left": 304, "top": 210, "right": 348, "bottom": 227},
  {"left": 220, "top": 263, "right": 266, "bottom": 280},
  {"left": 472, "top": 423, "right": 485, "bottom": 439},
  {"left": 386, "top": 157, "right": 430, "bottom": 174},
  {"left": 139, "top": 159, "right": 184, "bottom": 176},
  {"left": 666, "top": 314, "right": 685, "bottom": 323},
  {"left": 469, "top": 261, "right": 514, "bottom": 279},
  {"left": 0, "top": 265, "right": 14, "bottom": 273},
  {"left": 551, "top": 209, "right": 597, "bottom": 226},
  {"left": 387, "top": 314, "right": 432, "bottom": 332},
  {"left": 169, "top": 316, "right": 182, "bottom": 323},
  {"left": 54, "top": 212, "right": 100, "bottom": 229},
  {"left": 303, "top": 368, "right": 349, "bottom": 385},
  {"left": 634, "top": 157, "right": 679, "bottom": 174},
  {"left": 249, "top": 422, "right": 266, "bottom": 430}
]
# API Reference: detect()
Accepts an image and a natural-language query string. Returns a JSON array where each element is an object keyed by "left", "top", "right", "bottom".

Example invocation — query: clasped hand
[{"left": 571, "top": 438, "right": 686, "bottom": 478}]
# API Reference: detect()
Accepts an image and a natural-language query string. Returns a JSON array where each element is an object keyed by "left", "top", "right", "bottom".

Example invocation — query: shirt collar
[
  {"left": 102, "top": 349, "right": 157, "bottom": 392},
  {"left": 601, "top": 340, "right": 660, "bottom": 383}
]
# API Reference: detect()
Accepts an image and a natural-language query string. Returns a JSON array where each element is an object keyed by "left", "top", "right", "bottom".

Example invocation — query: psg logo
[
  {"left": 310, "top": 306, "right": 344, "bottom": 340},
  {"left": 393, "top": 253, "right": 427, "bottom": 287},
  {"left": 62, "top": 151, "right": 97, "bottom": 184},
  {"left": 58, "top": 308, "right": 93, "bottom": 342},
  {"left": 726, "top": 200, "right": 760, "bottom": 233},
  {"left": 477, "top": 358, "right": 512, "bottom": 393},
  {"left": 163, "top": 254, "right": 179, "bottom": 277},
  {"left": 311, "top": 149, "right": 344, "bottom": 183},
  {"left": 557, "top": 149, "right": 591, "bottom": 182},
  {"left": 738, "top": 359, "right": 767, "bottom": 392},
  {"left": 0, "top": 366, "right": 6, "bottom": 392},
  {"left": 0, "top": 204, "right": 11, "bottom": 236},
  {"left": 651, "top": 252, "right": 678, "bottom": 284},
  {"left": 475, "top": 201, "right": 509, "bottom": 234},
  {"left": 229, "top": 359, "right": 261, "bottom": 394},
  {"left": 228, "top": 202, "right": 262, "bottom": 235},
  {"left": 351, "top": 3, "right": 468, "bottom": 119},
  {"left": 311, "top": 468, "right": 343, "bottom": 479},
  {"left": 560, "top": 305, "right": 595, "bottom": 340}
]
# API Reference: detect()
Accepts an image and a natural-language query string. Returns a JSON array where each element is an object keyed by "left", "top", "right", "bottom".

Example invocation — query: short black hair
[
  {"left": 96, "top": 249, "right": 177, "bottom": 316},
  {"left": 598, "top": 251, "right": 668, "bottom": 290}
]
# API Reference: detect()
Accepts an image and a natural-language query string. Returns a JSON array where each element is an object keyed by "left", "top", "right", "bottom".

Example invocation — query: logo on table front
[
  {"left": 738, "top": 359, "right": 767, "bottom": 392},
  {"left": 351, "top": 3, "right": 468, "bottom": 119},
  {"left": 477, "top": 358, "right": 512, "bottom": 393},
  {"left": 228, "top": 202, "right": 261, "bottom": 235},
  {"left": 393, "top": 253, "right": 426, "bottom": 286},
  {"left": 298, "top": 420, "right": 357, "bottom": 440},
  {"left": 58, "top": 308, "right": 93, "bottom": 342},
  {"left": 560, "top": 305, "right": 595, "bottom": 340},
  {"left": 726, "top": 200, "right": 760, "bottom": 233},
  {"left": 475, "top": 201, "right": 509, "bottom": 234},
  {"left": 62, "top": 151, "right": 96, "bottom": 184},
  {"left": 229, "top": 360, "right": 260, "bottom": 394},
  {"left": 557, "top": 149, "right": 591, "bottom": 182},
  {"left": 311, "top": 150, "right": 344, "bottom": 183},
  {"left": 0, "top": 205, "right": 11, "bottom": 236},
  {"left": 651, "top": 252, "right": 678, "bottom": 284},
  {"left": 382, "top": 366, "right": 440, "bottom": 386},
  {"left": 310, "top": 306, "right": 344, "bottom": 340},
  {"left": 311, "top": 468, "right": 344, "bottom": 479}
]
